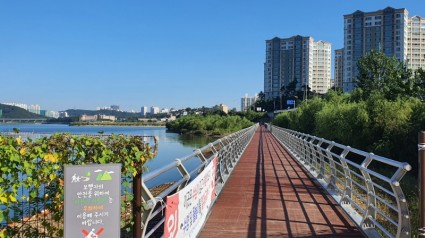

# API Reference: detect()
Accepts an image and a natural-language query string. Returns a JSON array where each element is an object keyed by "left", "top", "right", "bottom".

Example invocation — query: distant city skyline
[{"left": 1, "top": 1, "right": 424, "bottom": 111}]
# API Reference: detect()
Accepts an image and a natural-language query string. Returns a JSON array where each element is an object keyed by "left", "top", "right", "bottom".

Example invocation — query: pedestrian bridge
[{"left": 142, "top": 124, "right": 411, "bottom": 237}]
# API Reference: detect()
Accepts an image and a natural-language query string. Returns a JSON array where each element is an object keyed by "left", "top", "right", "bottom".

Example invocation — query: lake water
[{"left": 0, "top": 124, "right": 215, "bottom": 187}]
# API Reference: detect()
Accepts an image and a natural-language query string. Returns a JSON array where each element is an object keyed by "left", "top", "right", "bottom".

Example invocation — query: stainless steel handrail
[
  {"left": 268, "top": 124, "right": 411, "bottom": 238},
  {"left": 141, "top": 124, "right": 258, "bottom": 237}
]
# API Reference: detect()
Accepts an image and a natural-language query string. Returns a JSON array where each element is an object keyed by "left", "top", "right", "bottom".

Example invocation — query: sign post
[
  {"left": 64, "top": 164, "right": 121, "bottom": 238},
  {"left": 286, "top": 99, "right": 295, "bottom": 109}
]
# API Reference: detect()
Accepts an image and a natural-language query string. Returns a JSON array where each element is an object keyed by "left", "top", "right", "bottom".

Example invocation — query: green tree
[
  {"left": 411, "top": 68, "right": 425, "bottom": 100},
  {"left": 253, "top": 91, "right": 274, "bottom": 112},
  {"left": 284, "top": 79, "right": 298, "bottom": 97},
  {"left": 356, "top": 50, "right": 412, "bottom": 100},
  {"left": 314, "top": 101, "right": 369, "bottom": 148}
]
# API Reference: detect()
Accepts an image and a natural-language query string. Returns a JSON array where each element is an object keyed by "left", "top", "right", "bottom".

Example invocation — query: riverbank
[
  {"left": 166, "top": 114, "right": 254, "bottom": 136},
  {"left": 70, "top": 121, "right": 166, "bottom": 127}
]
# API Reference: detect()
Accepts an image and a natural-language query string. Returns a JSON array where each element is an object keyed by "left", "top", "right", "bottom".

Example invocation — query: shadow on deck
[{"left": 200, "top": 126, "right": 363, "bottom": 237}]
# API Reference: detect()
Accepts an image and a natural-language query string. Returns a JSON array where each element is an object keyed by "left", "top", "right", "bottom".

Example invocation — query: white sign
[
  {"left": 64, "top": 164, "right": 121, "bottom": 238},
  {"left": 164, "top": 157, "right": 217, "bottom": 238}
]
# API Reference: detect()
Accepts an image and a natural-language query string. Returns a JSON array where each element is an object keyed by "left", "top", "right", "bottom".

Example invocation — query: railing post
[
  {"left": 316, "top": 141, "right": 325, "bottom": 180},
  {"left": 419, "top": 131, "right": 425, "bottom": 234},
  {"left": 359, "top": 154, "right": 376, "bottom": 229},
  {"left": 176, "top": 159, "right": 190, "bottom": 191},
  {"left": 339, "top": 147, "right": 352, "bottom": 205},
  {"left": 391, "top": 163, "right": 412, "bottom": 237},
  {"left": 133, "top": 173, "right": 142, "bottom": 238},
  {"left": 325, "top": 143, "right": 337, "bottom": 191}
]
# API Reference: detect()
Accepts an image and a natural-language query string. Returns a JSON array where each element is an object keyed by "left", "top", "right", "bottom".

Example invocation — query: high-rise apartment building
[
  {"left": 241, "top": 94, "right": 257, "bottom": 111},
  {"left": 312, "top": 41, "right": 332, "bottom": 94},
  {"left": 343, "top": 7, "right": 408, "bottom": 91},
  {"left": 151, "top": 106, "right": 160, "bottom": 115},
  {"left": 334, "top": 48, "right": 344, "bottom": 90},
  {"left": 141, "top": 106, "right": 148, "bottom": 116},
  {"left": 264, "top": 36, "right": 331, "bottom": 100},
  {"left": 264, "top": 36, "right": 314, "bottom": 100},
  {"left": 407, "top": 16, "right": 425, "bottom": 71}
]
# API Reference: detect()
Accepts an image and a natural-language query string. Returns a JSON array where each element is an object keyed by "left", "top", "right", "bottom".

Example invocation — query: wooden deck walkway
[{"left": 200, "top": 126, "right": 363, "bottom": 237}]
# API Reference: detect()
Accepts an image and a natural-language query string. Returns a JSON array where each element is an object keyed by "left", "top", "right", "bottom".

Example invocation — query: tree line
[
  {"left": 166, "top": 115, "right": 254, "bottom": 136},
  {"left": 166, "top": 110, "right": 266, "bottom": 136}
]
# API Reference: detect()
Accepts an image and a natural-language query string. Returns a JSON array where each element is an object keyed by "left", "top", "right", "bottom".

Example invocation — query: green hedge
[
  {"left": 166, "top": 115, "right": 254, "bottom": 136},
  {"left": 273, "top": 92, "right": 424, "bottom": 168}
]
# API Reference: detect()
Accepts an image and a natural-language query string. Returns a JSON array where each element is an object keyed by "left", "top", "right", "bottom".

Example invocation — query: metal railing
[
  {"left": 268, "top": 124, "right": 411, "bottom": 238},
  {"left": 141, "top": 124, "right": 258, "bottom": 237}
]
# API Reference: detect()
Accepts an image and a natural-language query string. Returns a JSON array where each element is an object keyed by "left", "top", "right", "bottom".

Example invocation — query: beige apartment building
[
  {"left": 312, "top": 41, "right": 332, "bottom": 94},
  {"left": 407, "top": 15, "right": 425, "bottom": 71}
]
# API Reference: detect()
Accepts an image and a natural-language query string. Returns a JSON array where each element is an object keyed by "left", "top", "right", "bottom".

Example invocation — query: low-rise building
[
  {"left": 80, "top": 114, "right": 116, "bottom": 122},
  {"left": 80, "top": 115, "right": 98, "bottom": 122},
  {"left": 219, "top": 104, "right": 229, "bottom": 114},
  {"left": 98, "top": 115, "right": 116, "bottom": 121}
]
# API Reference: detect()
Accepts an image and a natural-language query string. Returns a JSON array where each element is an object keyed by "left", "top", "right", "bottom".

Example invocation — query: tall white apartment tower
[
  {"left": 241, "top": 94, "right": 257, "bottom": 111},
  {"left": 151, "top": 106, "right": 160, "bottom": 115},
  {"left": 407, "top": 16, "right": 425, "bottom": 71},
  {"left": 141, "top": 106, "right": 148, "bottom": 116},
  {"left": 343, "top": 7, "right": 408, "bottom": 92},
  {"left": 312, "top": 41, "right": 332, "bottom": 94}
]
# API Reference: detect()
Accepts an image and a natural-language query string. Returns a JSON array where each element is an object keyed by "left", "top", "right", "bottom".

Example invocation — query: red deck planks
[{"left": 199, "top": 126, "right": 363, "bottom": 238}]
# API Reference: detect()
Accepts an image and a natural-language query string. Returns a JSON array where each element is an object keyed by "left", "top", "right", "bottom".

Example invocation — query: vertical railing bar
[
  {"left": 419, "top": 131, "right": 425, "bottom": 236},
  {"left": 359, "top": 154, "right": 376, "bottom": 229}
]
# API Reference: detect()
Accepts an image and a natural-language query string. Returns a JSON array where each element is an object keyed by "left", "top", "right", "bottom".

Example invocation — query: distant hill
[{"left": 0, "top": 104, "right": 46, "bottom": 118}]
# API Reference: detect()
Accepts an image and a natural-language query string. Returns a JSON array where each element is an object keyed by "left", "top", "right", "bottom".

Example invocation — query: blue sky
[{"left": 1, "top": 0, "right": 424, "bottom": 112}]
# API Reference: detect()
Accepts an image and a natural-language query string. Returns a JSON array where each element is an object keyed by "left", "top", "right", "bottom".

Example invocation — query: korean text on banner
[{"left": 164, "top": 157, "right": 218, "bottom": 238}]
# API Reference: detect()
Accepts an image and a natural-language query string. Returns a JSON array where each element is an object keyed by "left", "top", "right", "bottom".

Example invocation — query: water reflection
[{"left": 171, "top": 134, "right": 216, "bottom": 148}]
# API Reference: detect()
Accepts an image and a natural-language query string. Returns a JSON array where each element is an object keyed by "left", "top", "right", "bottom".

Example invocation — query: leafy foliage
[
  {"left": 166, "top": 115, "right": 253, "bottom": 136},
  {"left": 315, "top": 100, "right": 369, "bottom": 148},
  {"left": 273, "top": 92, "right": 424, "bottom": 165},
  {"left": 355, "top": 50, "right": 421, "bottom": 101},
  {"left": 273, "top": 97, "right": 326, "bottom": 134},
  {"left": 0, "top": 133, "right": 157, "bottom": 237}
]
